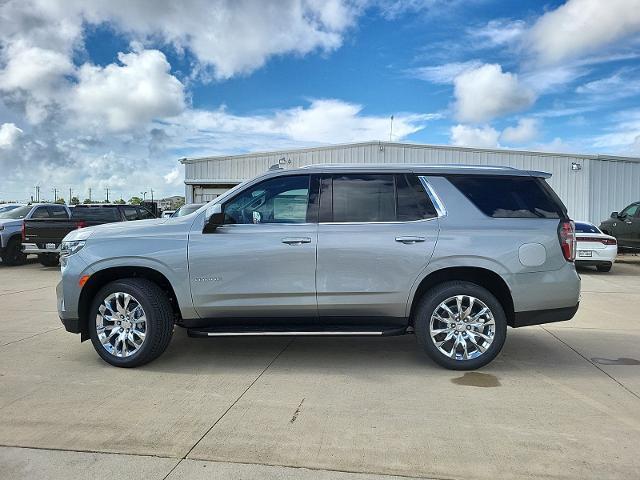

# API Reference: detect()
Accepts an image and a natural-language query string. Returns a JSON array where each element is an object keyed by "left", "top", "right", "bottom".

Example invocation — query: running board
[{"left": 187, "top": 325, "right": 408, "bottom": 338}]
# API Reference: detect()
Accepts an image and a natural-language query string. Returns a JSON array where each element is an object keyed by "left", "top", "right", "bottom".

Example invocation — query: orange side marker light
[{"left": 79, "top": 275, "right": 90, "bottom": 287}]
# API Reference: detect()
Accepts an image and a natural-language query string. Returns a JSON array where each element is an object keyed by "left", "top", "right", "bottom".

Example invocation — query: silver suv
[{"left": 57, "top": 165, "right": 580, "bottom": 369}]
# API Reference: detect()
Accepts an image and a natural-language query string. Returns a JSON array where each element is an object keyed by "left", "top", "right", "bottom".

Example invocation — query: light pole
[{"left": 140, "top": 191, "right": 147, "bottom": 201}]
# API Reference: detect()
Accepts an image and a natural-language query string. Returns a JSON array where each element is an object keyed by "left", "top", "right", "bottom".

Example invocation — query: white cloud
[
  {"left": 71, "top": 49, "right": 185, "bottom": 132},
  {"left": 527, "top": 0, "right": 640, "bottom": 65},
  {"left": 576, "top": 71, "right": 640, "bottom": 100},
  {"left": 500, "top": 118, "right": 539, "bottom": 144},
  {"left": 450, "top": 124, "right": 500, "bottom": 148},
  {"left": 453, "top": 64, "right": 536, "bottom": 123},
  {"left": 412, "top": 60, "right": 483, "bottom": 84},
  {"left": 164, "top": 166, "right": 182, "bottom": 185},
  {"left": 470, "top": 19, "right": 526, "bottom": 48},
  {"left": 0, "top": 122, "right": 22, "bottom": 148}
]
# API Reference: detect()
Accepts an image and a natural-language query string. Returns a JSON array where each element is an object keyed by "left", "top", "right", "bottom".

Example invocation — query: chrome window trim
[{"left": 418, "top": 176, "right": 447, "bottom": 218}]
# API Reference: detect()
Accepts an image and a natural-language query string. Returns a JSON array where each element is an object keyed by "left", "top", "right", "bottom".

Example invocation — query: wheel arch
[
  {"left": 408, "top": 266, "right": 515, "bottom": 327},
  {"left": 78, "top": 266, "right": 181, "bottom": 341}
]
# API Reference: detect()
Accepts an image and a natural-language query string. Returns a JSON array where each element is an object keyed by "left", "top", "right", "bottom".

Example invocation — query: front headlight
[{"left": 60, "top": 240, "right": 86, "bottom": 257}]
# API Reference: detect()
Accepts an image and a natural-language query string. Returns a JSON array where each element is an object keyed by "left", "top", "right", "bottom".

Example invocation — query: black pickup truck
[{"left": 22, "top": 204, "right": 157, "bottom": 266}]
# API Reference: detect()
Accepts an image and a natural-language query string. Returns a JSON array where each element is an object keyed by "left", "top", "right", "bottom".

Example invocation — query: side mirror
[
  {"left": 203, "top": 204, "right": 224, "bottom": 233},
  {"left": 611, "top": 211, "right": 619, "bottom": 218}
]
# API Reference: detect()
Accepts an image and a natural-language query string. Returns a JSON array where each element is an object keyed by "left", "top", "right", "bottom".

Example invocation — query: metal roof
[{"left": 179, "top": 140, "right": 640, "bottom": 164}]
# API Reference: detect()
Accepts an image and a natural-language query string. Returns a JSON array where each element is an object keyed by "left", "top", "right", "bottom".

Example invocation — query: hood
[{"left": 62, "top": 216, "right": 195, "bottom": 242}]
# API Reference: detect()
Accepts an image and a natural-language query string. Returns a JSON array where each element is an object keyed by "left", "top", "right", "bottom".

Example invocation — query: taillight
[
  {"left": 75, "top": 221, "right": 87, "bottom": 229},
  {"left": 579, "top": 236, "right": 617, "bottom": 245},
  {"left": 558, "top": 219, "right": 576, "bottom": 262},
  {"left": 21, "top": 221, "right": 25, "bottom": 241}
]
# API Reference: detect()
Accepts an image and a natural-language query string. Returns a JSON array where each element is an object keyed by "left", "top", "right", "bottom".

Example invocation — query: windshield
[
  {"left": 172, "top": 204, "right": 204, "bottom": 217},
  {"left": 0, "top": 205, "right": 32, "bottom": 219},
  {"left": 0, "top": 205, "right": 20, "bottom": 214}
]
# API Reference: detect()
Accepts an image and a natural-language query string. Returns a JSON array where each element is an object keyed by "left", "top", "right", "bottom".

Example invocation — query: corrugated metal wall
[{"left": 184, "top": 142, "right": 639, "bottom": 224}]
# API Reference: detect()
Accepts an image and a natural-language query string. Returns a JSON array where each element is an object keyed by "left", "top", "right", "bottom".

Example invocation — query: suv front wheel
[
  {"left": 415, "top": 281, "right": 507, "bottom": 370},
  {"left": 89, "top": 279, "right": 174, "bottom": 367}
]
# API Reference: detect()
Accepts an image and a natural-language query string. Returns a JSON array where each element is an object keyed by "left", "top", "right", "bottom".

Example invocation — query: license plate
[
  {"left": 46, "top": 243, "right": 57, "bottom": 250},
  {"left": 578, "top": 251, "right": 592, "bottom": 257}
]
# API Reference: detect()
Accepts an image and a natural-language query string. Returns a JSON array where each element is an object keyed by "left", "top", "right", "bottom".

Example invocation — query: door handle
[
  {"left": 395, "top": 236, "right": 426, "bottom": 244},
  {"left": 281, "top": 237, "right": 311, "bottom": 245}
]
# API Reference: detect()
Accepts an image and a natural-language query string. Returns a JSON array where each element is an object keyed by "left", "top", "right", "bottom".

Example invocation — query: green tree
[
  {"left": 55, "top": 198, "right": 66, "bottom": 204},
  {"left": 129, "top": 196, "right": 142, "bottom": 205},
  {"left": 114, "top": 198, "right": 126, "bottom": 204},
  {"left": 83, "top": 198, "right": 92, "bottom": 204},
  {"left": 70, "top": 196, "right": 80, "bottom": 205}
]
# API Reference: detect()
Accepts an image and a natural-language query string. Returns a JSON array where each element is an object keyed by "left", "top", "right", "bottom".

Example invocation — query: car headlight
[{"left": 60, "top": 240, "right": 86, "bottom": 257}]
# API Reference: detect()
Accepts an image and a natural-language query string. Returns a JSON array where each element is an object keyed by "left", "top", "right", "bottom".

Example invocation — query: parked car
[
  {"left": 57, "top": 165, "right": 580, "bottom": 369},
  {"left": 574, "top": 221, "right": 617, "bottom": 272},
  {"left": 0, "top": 203, "right": 23, "bottom": 215},
  {"left": 23, "top": 204, "right": 157, "bottom": 266},
  {"left": 0, "top": 204, "right": 70, "bottom": 266},
  {"left": 600, "top": 202, "right": 640, "bottom": 251},
  {"left": 171, "top": 203, "right": 205, "bottom": 217}
]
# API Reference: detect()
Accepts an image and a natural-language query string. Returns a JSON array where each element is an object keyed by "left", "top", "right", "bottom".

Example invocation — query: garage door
[{"left": 192, "top": 185, "right": 238, "bottom": 203}]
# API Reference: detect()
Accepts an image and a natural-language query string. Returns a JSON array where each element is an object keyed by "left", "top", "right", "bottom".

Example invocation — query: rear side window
[
  {"left": 137, "top": 207, "right": 155, "bottom": 220},
  {"left": 575, "top": 222, "right": 600, "bottom": 234},
  {"left": 72, "top": 207, "right": 120, "bottom": 222},
  {"left": 31, "top": 207, "right": 51, "bottom": 219},
  {"left": 123, "top": 206, "right": 138, "bottom": 221},
  {"left": 396, "top": 174, "right": 437, "bottom": 221},
  {"left": 447, "top": 176, "right": 565, "bottom": 219},
  {"left": 332, "top": 174, "right": 395, "bottom": 222}
]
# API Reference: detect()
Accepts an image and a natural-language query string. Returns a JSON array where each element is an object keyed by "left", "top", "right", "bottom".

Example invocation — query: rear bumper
[
  {"left": 575, "top": 260, "right": 612, "bottom": 267},
  {"left": 22, "top": 242, "right": 60, "bottom": 254},
  {"left": 512, "top": 303, "right": 579, "bottom": 328}
]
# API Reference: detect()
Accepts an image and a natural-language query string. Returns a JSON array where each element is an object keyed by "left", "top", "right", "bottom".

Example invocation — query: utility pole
[
  {"left": 150, "top": 189, "right": 154, "bottom": 203},
  {"left": 88, "top": 188, "right": 92, "bottom": 202},
  {"left": 69, "top": 188, "right": 72, "bottom": 204},
  {"left": 52, "top": 187, "right": 57, "bottom": 202},
  {"left": 389, "top": 115, "right": 394, "bottom": 142},
  {"left": 105, "top": 187, "right": 110, "bottom": 203},
  {"left": 34, "top": 185, "right": 40, "bottom": 202}
]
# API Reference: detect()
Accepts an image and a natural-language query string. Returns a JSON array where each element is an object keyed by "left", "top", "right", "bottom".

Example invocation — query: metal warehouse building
[{"left": 181, "top": 141, "right": 640, "bottom": 224}]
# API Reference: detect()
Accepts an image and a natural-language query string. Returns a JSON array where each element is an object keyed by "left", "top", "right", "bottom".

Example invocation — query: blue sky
[{"left": 1, "top": 0, "right": 639, "bottom": 201}]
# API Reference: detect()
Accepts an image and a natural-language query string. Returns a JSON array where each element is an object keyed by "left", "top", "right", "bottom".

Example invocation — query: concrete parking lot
[{"left": 1, "top": 258, "right": 639, "bottom": 480}]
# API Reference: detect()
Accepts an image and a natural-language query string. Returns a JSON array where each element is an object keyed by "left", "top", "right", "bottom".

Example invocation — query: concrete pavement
[{"left": 1, "top": 257, "right": 639, "bottom": 479}]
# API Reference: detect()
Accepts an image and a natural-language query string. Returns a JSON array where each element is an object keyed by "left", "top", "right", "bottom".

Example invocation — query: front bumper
[{"left": 56, "top": 280, "right": 81, "bottom": 333}]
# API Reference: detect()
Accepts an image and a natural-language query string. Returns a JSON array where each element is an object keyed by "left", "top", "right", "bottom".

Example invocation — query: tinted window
[
  {"left": 224, "top": 175, "right": 310, "bottom": 224},
  {"left": 575, "top": 222, "right": 600, "bottom": 234},
  {"left": 332, "top": 174, "right": 395, "bottom": 222},
  {"left": 31, "top": 207, "right": 51, "bottom": 219},
  {"left": 172, "top": 204, "right": 204, "bottom": 217},
  {"left": 72, "top": 207, "right": 120, "bottom": 222},
  {"left": 621, "top": 204, "right": 640, "bottom": 217},
  {"left": 123, "top": 206, "right": 138, "bottom": 221},
  {"left": 447, "top": 176, "right": 564, "bottom": 218},
  {"left": 396, "top": 174, "right": 437, "bottom": 221},
  {"left": 137, "top": 207, "right": 155, "bottom": 220},
  {"left": 49, "top": 206, "right": 69, "bottom": 218}
]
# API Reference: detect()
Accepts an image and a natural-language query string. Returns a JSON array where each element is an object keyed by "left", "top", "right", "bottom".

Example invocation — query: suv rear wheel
[
  {"left": 89, "top": 278, "right": 174, "bottom": 367},
  {"left": 415, "top": 281, "right": 507, "bottom": 370}
]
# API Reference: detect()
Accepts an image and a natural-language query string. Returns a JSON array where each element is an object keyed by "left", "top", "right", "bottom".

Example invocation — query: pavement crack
[
  {"left": 541, "top": 326, "right": 640, "bottom": 401},
  {"left": 289, "top": 397, "right": 305, "bottom": 423},
  {"left": 161, "top": 338, "right": 295, "bottom": 480},
  {"left": 1, "top": 327, "right": 64, "bottom": 347},
  {"left": 0, "top": 285, "right": 52, "bottom": 297}
]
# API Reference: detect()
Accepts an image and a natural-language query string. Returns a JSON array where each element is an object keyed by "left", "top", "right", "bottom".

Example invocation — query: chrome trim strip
[
  {"left": 203, "top": 331, "right": 384, "bottom": 337},
  {"left": 418, "top": 176, "right": 447, "bottom": 218},
  {"left": 22, "top": 243, "right": 61, "bottom": 254}
]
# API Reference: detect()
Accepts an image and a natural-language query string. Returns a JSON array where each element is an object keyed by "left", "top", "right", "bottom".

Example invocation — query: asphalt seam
[
  {"left": 160, "top": 338, "right": 296, "bottom": 480},
  {"left": 0, "top": 445, "right": 446, "bottom": 480},
  {"left": 0, "top": 326, "right": 63, "bottom": 347},
  {"left": 541, "top": 326, "right": 640, "bottom": 401},
  {"left": 0, "top": 285, "right": 52, "bottom": 297}
]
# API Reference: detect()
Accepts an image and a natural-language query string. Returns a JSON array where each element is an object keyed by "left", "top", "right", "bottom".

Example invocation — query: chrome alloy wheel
[
  {"left": 96, "top": 292, "right": 147, "bottom": 357},
  {"left": 429, "top": 295, "right": 495, "bottom": 361}
]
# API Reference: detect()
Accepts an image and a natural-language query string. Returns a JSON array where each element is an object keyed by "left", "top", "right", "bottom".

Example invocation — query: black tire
[
  {"left": 414, "top": 281, "right": 507, "bottom": 370},
  {"left": 89, "top": 278, "right": 174, "bottom": 367},
  {"left": 38, "top": 253, "right": 60, "bottom": 267},
  {"left": 1, "top": 236, "right": 26, "bottom": 266},
  {"left": 596, "top": 264, "right": 612, "bottom": 272}
]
